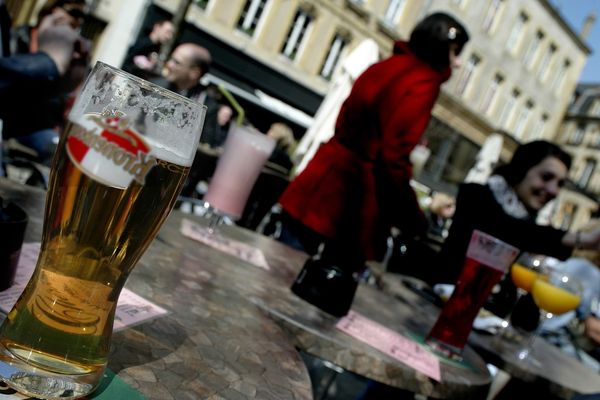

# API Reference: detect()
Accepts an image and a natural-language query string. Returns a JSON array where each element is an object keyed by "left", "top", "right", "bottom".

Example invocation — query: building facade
[
  {"left": 140, "top": 0, "right": 589, "bottom": 228},
  {"left": 556, "top": 84, "right": 600, "bottom": 229},
  {"left": 6, "top": 0, "right": 594, "bottom": 229},
  {"left": 417, "top": 0, "right": 589, "bottom": 194}
]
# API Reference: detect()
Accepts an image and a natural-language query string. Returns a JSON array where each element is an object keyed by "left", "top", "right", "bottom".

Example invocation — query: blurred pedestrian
[
  {"left": 277, "top": 12, "right": 470, "bottom": 317},
  {"left": 278, "top": 12, "right": 469, "bottom": 265}
]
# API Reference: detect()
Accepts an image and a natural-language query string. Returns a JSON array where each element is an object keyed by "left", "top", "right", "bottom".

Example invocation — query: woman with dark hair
[
  {"left": 433, "top": 140, "right": 600, "bottom": 287},
  {"left": 409, "top": 12, "right": 469, "bottom": 71},
  {"left": 277, "top": 12, "right": 470, "bottom": 316}
]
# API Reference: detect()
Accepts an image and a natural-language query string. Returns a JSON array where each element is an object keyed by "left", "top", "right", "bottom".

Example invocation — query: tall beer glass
[
  {"left": 0, "top": 62, "right": 205, "bottom": 399},
  {"left": 426, "top": 230, "right": 518, "bottom": 357}
]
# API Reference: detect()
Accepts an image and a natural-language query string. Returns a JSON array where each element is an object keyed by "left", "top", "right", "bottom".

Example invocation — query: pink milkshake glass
[{"left": 204, "top": 125, "right": 275, "bottom": 220}]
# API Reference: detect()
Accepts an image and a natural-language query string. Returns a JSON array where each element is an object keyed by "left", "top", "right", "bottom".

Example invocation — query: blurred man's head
[
  {"left": 149, "top": 20, "right": 174, "bottom": 44},
  {"left": 38, "top": 0, "right": 86, "bottom": 29},
  {"left": 164, "top": 43, "right": 212, "bottom": 92}
]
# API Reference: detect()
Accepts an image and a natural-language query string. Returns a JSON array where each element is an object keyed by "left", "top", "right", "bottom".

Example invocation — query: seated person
[
  {"left": 540, "top": 223, "right": 600, "bottom": 368},
  {"left": 121, "top": 19, "right": 174, "bottom": 80},
  {"left": 431, "top": 141, "right": 600, "bottom": 319},
  {"left": 4, "top": 2, "right": 89, "bottom": 165},
  {"left": 0, "top": 23, "right": 85, "bottom": 140},
  {"left": 434, "top": 141, "right": 600, "bottom": 283},
  {"left": 584, "top": 317, "right": 600, "bottom": 360},
  {"left": 200, "top": 104, "right": 233, "bottom": 149},
  {"left": 10, "top": 0, "right": 86, "bottom": 54},
  {"left": 266, "top": 122, "right": 296, "bottom": 175},
  {"left": 425, "top": 192, "right": 455, "bottom": 239}
]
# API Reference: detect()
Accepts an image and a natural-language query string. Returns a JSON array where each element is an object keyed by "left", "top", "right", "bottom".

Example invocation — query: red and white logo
[{"left": 67, "top": 113, "right": 157, "bottom": 188}]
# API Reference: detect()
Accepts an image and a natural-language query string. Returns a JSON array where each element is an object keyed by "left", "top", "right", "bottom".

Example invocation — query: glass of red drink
[{"left": 426, "top": 230, "right": 519, "bottom": 357}]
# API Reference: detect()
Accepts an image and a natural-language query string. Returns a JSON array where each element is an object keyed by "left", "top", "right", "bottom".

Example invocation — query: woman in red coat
[{"left": 279, "top": 13, "right": 469, "bottom": 316}]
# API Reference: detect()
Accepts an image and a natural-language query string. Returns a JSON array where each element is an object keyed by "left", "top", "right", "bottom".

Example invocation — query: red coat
[{"left": 279, "top": 41, "right": 451, "bottom": 260}]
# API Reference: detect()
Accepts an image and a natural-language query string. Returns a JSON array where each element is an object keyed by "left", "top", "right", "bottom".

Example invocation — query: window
[
  {"left": 594, "top": 129, "right": 600, "bottom": 148},
  {"left": 533, "top": 114, "right": 548, "bottom": 140},
  {"left": 237, "top": 0, "right": 267, "bottom": 36},
  {"left": 383, "top": 0, "right": 405, "bottom": 24},
  {"left": 420, "top": 117, "right": 479, "bottom": 189},
  {"left": 523, "top": 30, "right": 544, "bottom": 68},
  {"left": 537, "top": 43, "right": 556, "bottom": 81},
  {"left": 590, "top": 100, "right": 600, "bottom": 117},
  {"left": 571, "top": 123, "right": 586, "bottom": 145},
  {"left": 482, "top": 0, "right": 503, "bottom": 33},
  {"left": 514, "top": 100, "right": 533, "bottom": 139},
  {"left": 506, "top": 12, "right": 528, "bottom": 53},
  {"left": 455, "top": 54, "right": 480, "bottom": 96},
  {"left": 500, "top": 89, "right": 520, "bottom": 129},
  {"left": 320, "top": 33, "right": 348, "bottom": 80},
  {"left": 281, "top": 8, "right": 313, "bottom": 60},
  {"left": 578, "top": 159, "right": 596, "bottom": 189},
  {"left": 480, "top": 73, "right": 503, "bottom": 114},
  {"left": 552, "top": 59, "right": 571, "bottom": 92}
]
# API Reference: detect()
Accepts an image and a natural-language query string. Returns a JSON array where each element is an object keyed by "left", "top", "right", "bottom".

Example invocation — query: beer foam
[
  {"left": 144, "top": 137, "right": 194, "bottom": 166},
  {"left": 70, "top": 63, "right": 205, "bottom": 166},
  {"left": 71, "top": 113, "right": 192, "bottom": 166}
]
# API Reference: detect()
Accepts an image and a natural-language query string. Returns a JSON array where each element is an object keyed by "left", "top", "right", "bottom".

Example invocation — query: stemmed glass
[
  {"left": 516, "top": 269, "right": 583, "bottom": 366},
  {"left": 497, "top": 253, "right": 546, "bottom": 337}
]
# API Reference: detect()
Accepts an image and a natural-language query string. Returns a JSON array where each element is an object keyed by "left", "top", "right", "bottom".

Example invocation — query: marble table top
[
  {"left": 155, "top": 217, "right": 493, "bottom": 399},
  {"left": 0, "top": 178, "right": 312, "bottom": 400},
  {"left": 1, "top": 176, "right": 498, "bottom": 399}
]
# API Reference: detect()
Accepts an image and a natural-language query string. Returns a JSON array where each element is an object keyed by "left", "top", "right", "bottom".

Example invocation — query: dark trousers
[{"left": 277, "top": 212, "right": 366, "bottom": 272}]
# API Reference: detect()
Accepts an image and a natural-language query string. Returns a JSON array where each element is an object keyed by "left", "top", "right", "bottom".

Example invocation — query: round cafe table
[
  {"left": 380, "top": 271, "right": 600, "bottom": 399},
  {"left": 0, "top": 178, "right": 312, "bottom": 400},
  {"left": 155, "top": 217, "right": 493, "bottom": 400},
  {"left": 0, "top": 177, "right": 491, "bottom": 399}
]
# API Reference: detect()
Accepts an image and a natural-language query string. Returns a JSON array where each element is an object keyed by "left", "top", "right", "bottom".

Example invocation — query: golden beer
[{"left": 0, "top": 63, "right": 204, "bottom": 399}]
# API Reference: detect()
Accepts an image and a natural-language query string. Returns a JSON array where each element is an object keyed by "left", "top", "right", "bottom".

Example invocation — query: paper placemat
[
  {"left": 0, "top": 243, "right": 168, "bottom": 332},
  {"left": 180, "top": 218, "right": 269, "bottom": 270},
  {"left": 336, "top": 311, "right": 441, "bottom": 381}
]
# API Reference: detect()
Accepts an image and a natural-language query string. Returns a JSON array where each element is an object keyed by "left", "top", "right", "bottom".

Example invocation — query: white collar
[{"left": 487, "top": 175, "right": 530, "bottom": 220}]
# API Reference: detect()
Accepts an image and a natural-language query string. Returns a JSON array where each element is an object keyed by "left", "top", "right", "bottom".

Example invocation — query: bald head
[
  {"left": 181, "top": 43, "right": 212, "bottom": 73},
  {"left": 165, "top": 43, "right": 212, "bottom": 92}
]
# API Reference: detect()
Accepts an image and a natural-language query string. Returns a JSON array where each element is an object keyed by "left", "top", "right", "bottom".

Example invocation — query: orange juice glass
[
  {"left": 511, "top": 263, "right": 539, "bottom": 292},
  {"left": 531, "top": 279, "right": 581, "bottom": 315}
]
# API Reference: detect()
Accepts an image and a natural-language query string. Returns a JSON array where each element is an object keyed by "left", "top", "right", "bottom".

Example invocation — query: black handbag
[{"left": 291, "top": 255, "right": 359, "bottom": 317}]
